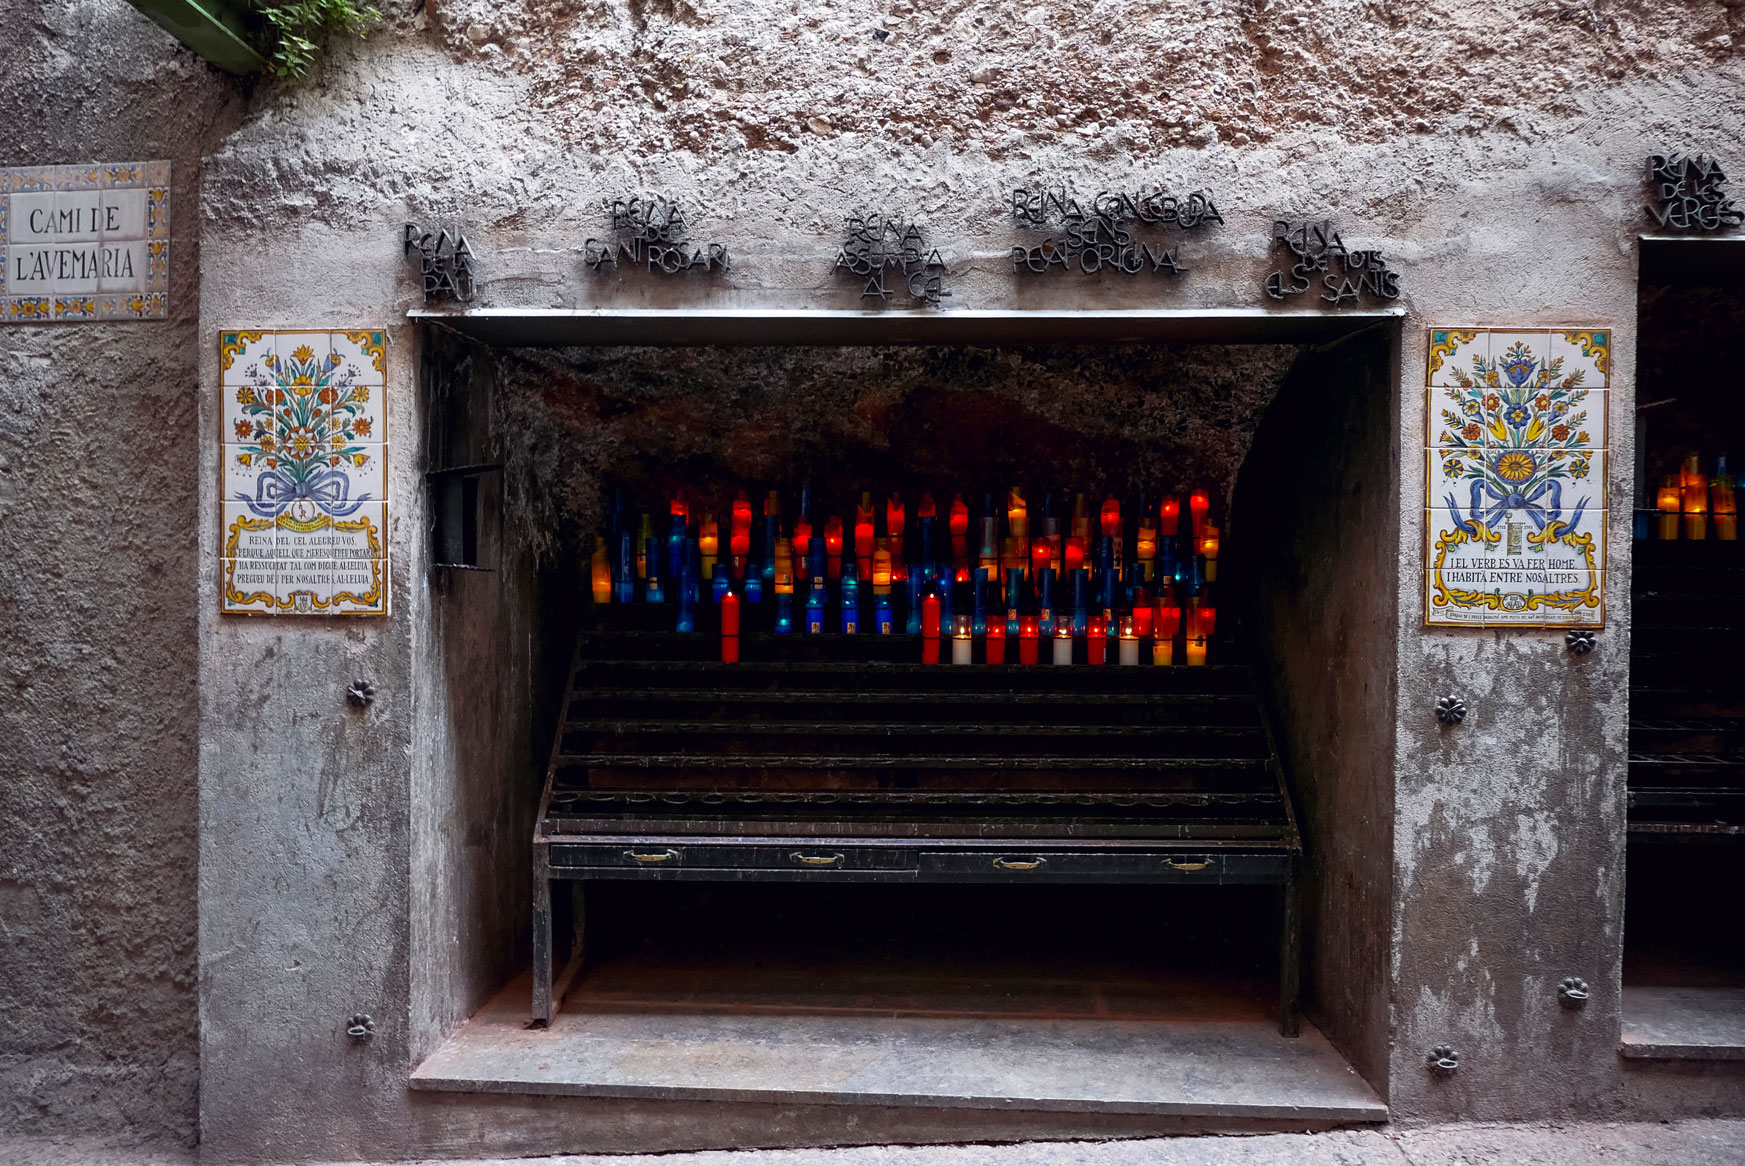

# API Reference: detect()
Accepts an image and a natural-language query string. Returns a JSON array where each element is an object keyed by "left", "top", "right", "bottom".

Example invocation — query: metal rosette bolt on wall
[
  {"left": 404, "top": 224, "right": 477, "bottom": 303},
  {"left": 1264, "top": 220, "right": 1400, "bottom": 306},
  {"left": 833, "top": 211, "right": 949, "bottom": 307},
  {"left": 1009, "top": 185, "right": 1221, "bottom": 277},
  {"left": 582, "top": 197, "right": 729, "bottom": 276}
]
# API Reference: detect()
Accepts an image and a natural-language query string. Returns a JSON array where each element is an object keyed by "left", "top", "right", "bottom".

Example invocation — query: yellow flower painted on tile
[
  {"left": 352, "top": 387, "right": 370, "bottom": 403},
  {"left": 1494, "top": 451, "right": 1537, "bottom": 484},
  {"left": 292, "top": 344, "right": 315, "bottom": 362},
  {"left": 237, "top": 452, "right": 253, "bottom": 467},
  {"left": 352, "top": 453, "right": 368, "bottom": 467},
  {"left": 236, "top": 387, "right": 257, "bottom": 406}
]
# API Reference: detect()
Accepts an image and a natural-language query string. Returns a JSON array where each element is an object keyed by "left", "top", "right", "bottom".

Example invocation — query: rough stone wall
[
  {"left": 0, "top": 0, "right": 239, "bottom": 1146},
  {"left": 489, "top": 342, "right": 1301, "bottom": 564},
  {"left": 424, "top": 0, "right": 1737, "bottom": 157}
]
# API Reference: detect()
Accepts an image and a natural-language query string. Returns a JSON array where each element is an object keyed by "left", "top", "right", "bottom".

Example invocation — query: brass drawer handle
[
  {"left": 790, "top": 852, "right": 845, "bottom": 866},
  {"left": 1166, "top": 858, "right": 1210, "bottom": 872},
  {"left": 993, "top": 856, "right": 1047, "bottom": 871},
  {"left": 623, "top": 848, "right": 680, "bottom": 863}
]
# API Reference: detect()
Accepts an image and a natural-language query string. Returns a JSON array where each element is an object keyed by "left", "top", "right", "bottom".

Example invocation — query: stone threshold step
[
  {"left": 411, "top": 973, "right": 1385, "bottom": 1122},
  {"left": 1621, "top": 985, "right": 1745, "bottom": 1061}
]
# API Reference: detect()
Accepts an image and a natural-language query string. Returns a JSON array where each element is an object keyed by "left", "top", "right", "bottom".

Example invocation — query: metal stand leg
[
  {"left": 1278, "top": 862, "right": 1302, "bottom": 1037},
  {"left": 532, "top": 849, "right": 553, "bottom": 1026}
]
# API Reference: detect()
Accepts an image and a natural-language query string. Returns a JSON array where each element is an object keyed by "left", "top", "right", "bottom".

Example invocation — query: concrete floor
[{"left": 8, "top": 1120, "right": 1745, "bottom": 1166}]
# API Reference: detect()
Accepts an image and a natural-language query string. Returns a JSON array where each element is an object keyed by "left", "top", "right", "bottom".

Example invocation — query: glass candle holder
[
  {"left": 1052, "top": 622, "right": 1073, "bottom": 665},
  {"left": 952, "top": 614, "right": 973, "bottom": 665}
]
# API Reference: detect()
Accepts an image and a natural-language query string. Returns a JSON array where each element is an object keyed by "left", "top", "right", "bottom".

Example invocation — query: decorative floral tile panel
[
  {"left": 218, "top": 328, "right": 390, "bottom": 616},
  {"left": 1, "top": 161, "right": 170, "bottom": 322},
  {"left": 1424, "top": 327, "right": 1609, "bottom": 628}
]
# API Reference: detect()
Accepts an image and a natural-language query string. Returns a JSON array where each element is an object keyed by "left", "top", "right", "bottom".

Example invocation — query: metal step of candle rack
[{"left": 533, "top": 622, "right": 1303, "bottom": 1036}]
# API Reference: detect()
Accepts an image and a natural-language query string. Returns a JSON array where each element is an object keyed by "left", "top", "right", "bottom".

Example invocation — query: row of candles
[
  {"left": 589, "top": 486, "right": 1222, "bottom": 665},
  {"left": 1644, "top": 453, "right": 1739, "bottom": 541}
]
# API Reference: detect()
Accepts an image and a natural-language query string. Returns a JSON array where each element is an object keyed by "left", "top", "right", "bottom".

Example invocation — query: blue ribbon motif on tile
[{"left": 239, "top": 466, "right": 370, "bottom": 519}]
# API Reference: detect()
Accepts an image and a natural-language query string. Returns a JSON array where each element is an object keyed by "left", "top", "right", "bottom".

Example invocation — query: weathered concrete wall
[
  {"left": 410, "top": 327, "right": 549, "bottom": 1066},
  {"left": 0, "top": 0, "right": 239, "bottom": 1146},
  {"left": 183, "top": 0, "right": 1745, "bottom": 1158},
  {"left": 1234, "top": 326, "right": 1400, "bottom": 1094}
]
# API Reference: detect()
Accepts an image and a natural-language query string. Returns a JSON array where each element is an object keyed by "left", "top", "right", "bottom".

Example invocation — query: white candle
[
  {"left": 1118, "top": 638, "right": 1139, "bottom": 666},
  {"left": 952, "top": 636, "right": 973, "bottom": 665},
  {"left": 1052, "top": 635, "right": 1073, "bottom": 665}
]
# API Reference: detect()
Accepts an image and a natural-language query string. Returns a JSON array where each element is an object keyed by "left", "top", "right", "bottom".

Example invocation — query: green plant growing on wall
[{"left": 253, "top": 0, "right": 381, "bottom": 77}]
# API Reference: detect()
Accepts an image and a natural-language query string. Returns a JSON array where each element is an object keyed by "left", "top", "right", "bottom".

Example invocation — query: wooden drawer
[
  {"left": 915, "top": 849, "right": 1291, "bottom": 884},
  {"left": 547, "top": 841, "right": 916, "bottom": 873}
]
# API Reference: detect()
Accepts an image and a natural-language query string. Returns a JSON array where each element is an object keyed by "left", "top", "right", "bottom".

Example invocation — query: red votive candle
[
  {"left": 730, "top": 491, "right": 753, "bottom": 560},
  {"left": 949, "top": 494, "right": 970, "bottom": 573},
  {"left": 886, "top": 494, "right": 906, "bottom": 575},
  {"left": 1018, "top": 615, "right": 1040, "bottom": 666},
  {"left": 985, "top": 620, "right": 1007, "bottom": 665},
  {"left": 854, "top": 518, "right": 875, "bottom": 579},
  {"left": 825, "top": 516, "right": 844, "bottom": 580},
  {"left": 1086, "top": 615, "right": 1108, "bottom": 665},
  {"left": 1189, "top": 490, "right": 1210, "bottom": 537},
  {"left": 1159, "top": 495, "right": 1180, "bottom": 537},
  {"left": 720, "top": 591, "right": 741, "bottom": 663},
  {"left": 922, "top": 592, "right": 941, "bottom": 665},
  {"left": 1100, "top": 495, "right": 1121, "bottom": 539}
]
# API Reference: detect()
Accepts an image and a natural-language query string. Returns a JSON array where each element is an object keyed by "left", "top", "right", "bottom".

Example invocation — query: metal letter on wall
[
  {"left": 833, "top": 210, "right": 949, "bottom": 307},
  {"left": 582, "top": 197, "right": 729, "bottom": 276},
  {"left": 1423, "top": 327, "right": 1609, "bottom": 628},
  {"left": 0, "top": 160, "right": 170, "bottom": 322},
  {"left": 404, "top": 223, "right": 477, "bottom": 302},
  {"left": 1645, "top": 154, "right": 1744, "bottom": 231},
  {"left": 1264, "top": 220, "right": 1399, "bottom": 306},
  {"left": 1008, "top": 185, "right": 1220, "bottom": 277},
  {"left": 219, "top": 329, "right": 390, "bottom": 616}
]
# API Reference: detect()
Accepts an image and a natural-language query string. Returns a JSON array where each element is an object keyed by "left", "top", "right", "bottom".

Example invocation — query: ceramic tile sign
[
  {"left": 1424, "top": 328, "right": 1610, "bottom": 629},
  {"left": 218, "top": 330, "right": 389, "bottom": 616},
  {"left": 1, "top": 161, "right": 170, "bottom": 322}
]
